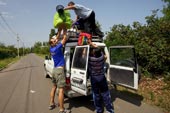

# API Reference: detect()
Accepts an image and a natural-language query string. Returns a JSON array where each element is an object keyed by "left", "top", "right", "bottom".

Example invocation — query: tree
[
  {"left": 162, "top": 0, "right": 170, "bottom": 21},
  {"left": 104, "top": 1, "right": 170, "bottom": 76},
  {"left": 0, "top": 43, "right": 17, "bottom": 59},
  {"left": 32, "top": 41, "right": 49, "bottom": 54}
]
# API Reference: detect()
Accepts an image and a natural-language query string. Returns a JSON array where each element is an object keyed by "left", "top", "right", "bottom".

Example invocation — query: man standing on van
[
  {"left": 88, "top": 48, "right": 114, "bottom": 113},
  {"left": 64, "top": 1, "right": 104, "bottom": 37},
  {"left": 48, "top": 5, "right": 71, "bottom": 113}
]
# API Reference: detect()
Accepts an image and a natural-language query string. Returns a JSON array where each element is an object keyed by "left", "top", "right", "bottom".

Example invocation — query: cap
[{"left": 56, "top": 5, "right": 64, "bottom": 14}]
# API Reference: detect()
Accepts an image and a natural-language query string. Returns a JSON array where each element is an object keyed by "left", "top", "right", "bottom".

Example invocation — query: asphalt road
[{"left": 0, "top": 54, "right": 164, "bottom": 113}]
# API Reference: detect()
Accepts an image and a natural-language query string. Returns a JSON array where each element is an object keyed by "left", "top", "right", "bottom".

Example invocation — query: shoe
[
  {"left": 58, "top": 109, "right": 70, "bottom": 113},
  {"left": 96, "top": 31, "right": 104, "bottom": 37},
  {"left": 48, "top": 104, "right": 56, "bottom": 110},
  {"left": 48, "top": 103, "right": 59, "bottom": 110}
]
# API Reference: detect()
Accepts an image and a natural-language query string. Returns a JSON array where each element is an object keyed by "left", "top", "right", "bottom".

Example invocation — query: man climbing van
[{"left": 64, "top": 1, "right": 104, "bottom": 37}]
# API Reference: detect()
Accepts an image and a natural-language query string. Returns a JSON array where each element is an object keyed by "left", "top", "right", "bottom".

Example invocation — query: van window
[
  {"left": 110, "top": 48, "right": 135, "bottom": 68},
  {"left": 70, "top": 48, "right": 75, "bottom": 68},
  {"left": 72, "top": 47, "right": 88, "bottom": 70}
]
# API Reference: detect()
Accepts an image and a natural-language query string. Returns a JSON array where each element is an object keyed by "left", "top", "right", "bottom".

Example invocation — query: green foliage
[
  {"left": 104, "top": 3, "right": 170, "bottom": 76},
  {"left": 32, "top": 28, "right": 55, "bottom": 55},
  {"left": 32, "top": 41, "right": 49, "bottom": 55},
  {"left": 0, "top": 42, "right": 32, "bottom": 59},
  {"left": 105, "top": 24, "right": 135, "bottom": 46},
  {"left": 0, "top": 43, "right": 17, "bottom": 59},
  {"left": 0, "top": 57, "right": 19, "bottom": 69},
  {"left": 162, "top": 0, "right": 170, "bottom": 21}
]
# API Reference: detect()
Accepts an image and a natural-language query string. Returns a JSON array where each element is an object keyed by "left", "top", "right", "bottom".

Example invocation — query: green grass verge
[
  {"left": 0, "top": 57, "right": 19, "bottom": 69},
  {"left": 36, "top": 54, "right": 47, "bottom": 58}
]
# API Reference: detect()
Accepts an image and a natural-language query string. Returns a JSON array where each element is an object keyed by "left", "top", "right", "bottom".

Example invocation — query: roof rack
[{"left": 67, "top": 35, "right": 103, "bottom": 43}]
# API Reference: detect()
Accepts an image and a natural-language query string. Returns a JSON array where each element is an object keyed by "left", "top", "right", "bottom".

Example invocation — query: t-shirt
[
  {"left": 74, "top": 4, "right": 92, "bottom": 19},
  {"left": 50, "top": 42, "right": 65, "bottom": 67}
]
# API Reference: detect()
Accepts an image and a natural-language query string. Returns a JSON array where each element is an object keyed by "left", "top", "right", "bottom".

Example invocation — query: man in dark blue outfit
[{"left": 88, "top": 48, "right": 114, "bottom": 113}]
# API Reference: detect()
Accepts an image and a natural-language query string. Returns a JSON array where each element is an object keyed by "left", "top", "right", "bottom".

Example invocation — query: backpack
[{"left": 78, "top": 32, "right": 92, "bottom": 46}]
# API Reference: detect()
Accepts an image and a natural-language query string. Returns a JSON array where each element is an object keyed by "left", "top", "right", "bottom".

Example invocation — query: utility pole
[
  {"left": 17, "top": 34, "right": 19, "bottom": 58},
  {"left": 23, "top": 42, "right": 24, "bottom": 56}
]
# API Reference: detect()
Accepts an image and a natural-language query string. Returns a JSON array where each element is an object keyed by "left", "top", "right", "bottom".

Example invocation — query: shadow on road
[
  {"left": 64, "top": 95, "right": 95, "bottom": 112},
  {"left": 110, "top": 88, "right": 144, "bottom": 106},
  {"left": 63, "top": 87, "right": 143, "bottom": 112},
  {"left": 0, "top": 66, "right": 38, "bottom": 73}
]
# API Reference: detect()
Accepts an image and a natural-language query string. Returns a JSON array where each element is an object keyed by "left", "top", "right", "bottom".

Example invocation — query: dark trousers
[
  {"left": 90, "top": 75, "right": 114, "bottom": 113},
  {"left": 85, "top": 11, "right": 96, "bottom": 33},
  {"left": 76, "top": 11, "right": 96, "bottom": 33}
]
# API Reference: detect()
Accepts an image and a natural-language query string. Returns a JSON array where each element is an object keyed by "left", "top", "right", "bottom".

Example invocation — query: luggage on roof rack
[
  {"left": 57, "top": 28, "right": 103, "bottom": 43},
  {"left": 67, "top": 29, "right": 103, "bottom": 42},
  {"left": 67, "top": 35, "right": 103, "bottom": 43}
]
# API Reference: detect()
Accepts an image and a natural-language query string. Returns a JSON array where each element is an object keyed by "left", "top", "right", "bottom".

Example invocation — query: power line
[
  {"left": 0, "top": 13, "right": 17, "bottom": 36},
  {"left": 0, "top": 19, "right": 8, "bottom": 31},
  {"left": 0, "top": 20, "right": 17, "bottom": 41},
  {"left": 0, "top": 12, "right": 24, "bottom": 45},
  {"left": 0, "top": 12, "right": 27, "bottom": 57}
]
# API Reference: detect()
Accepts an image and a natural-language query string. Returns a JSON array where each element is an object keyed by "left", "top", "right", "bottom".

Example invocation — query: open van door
[
  {"left": 109, "top": 46, "right": 139, "bottom": 90},
  {"left": 71, "top": 45, "right": 90, "bottom": 95}
]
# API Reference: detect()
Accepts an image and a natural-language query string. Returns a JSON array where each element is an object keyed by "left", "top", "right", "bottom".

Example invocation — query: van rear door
[
  {"left": 70, "top": 45, "right": 90, "bottom": 95},
  {"left": 109, "top": 46, "right": 139, "bottom": 90}
]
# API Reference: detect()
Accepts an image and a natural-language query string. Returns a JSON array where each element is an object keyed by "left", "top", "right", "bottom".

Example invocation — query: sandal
[
  {"left": 58, "top": 109, "right": 70, "bottom": 113},
  {"left": 48, "top": 103, "right": 59, "bottom": 110},
  {"left": 48, "top": 104, "right": 56, "bottom": 110}
]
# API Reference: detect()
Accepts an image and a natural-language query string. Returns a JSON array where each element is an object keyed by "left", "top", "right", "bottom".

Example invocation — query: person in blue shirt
[
  {"left": 88, "top": 48, "right": 114, "bottom": 113},
  {"left": 64, "top": 1, "right": 104, "bottom": 37},
  {"left": 48, "top": 34, "right": 70, "bottom": 113}
]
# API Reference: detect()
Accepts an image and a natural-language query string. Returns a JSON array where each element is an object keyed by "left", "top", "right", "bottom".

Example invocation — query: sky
[{"left": 0, "top": 0, "right": 165, "bottom": 48}]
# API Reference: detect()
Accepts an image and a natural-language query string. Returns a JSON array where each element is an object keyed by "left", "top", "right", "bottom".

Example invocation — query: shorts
[{"left": 52, "top": 68, "right": 66, "bottom": 88}]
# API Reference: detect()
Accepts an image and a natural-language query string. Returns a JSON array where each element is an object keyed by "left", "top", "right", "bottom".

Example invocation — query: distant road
[{"left": 0, "top": 54, "right": 164, "bottom": 113}]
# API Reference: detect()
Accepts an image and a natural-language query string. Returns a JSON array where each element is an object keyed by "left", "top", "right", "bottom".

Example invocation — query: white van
[{"left": 44, "top": 36, "right": 139, "bottom": 98}]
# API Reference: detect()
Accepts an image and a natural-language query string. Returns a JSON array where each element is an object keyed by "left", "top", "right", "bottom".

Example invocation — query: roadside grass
[
  {"left": 0, "top": 57, "right": 19, "bottom": 69},
  {"left": 36, "top": 54, "right": 47, "bottom": 58},
  {"left": 138, "top": 76, "right": 170, "bottom": 113},
  {"left": 116, "top": 76, "right": 170, "bottom": 113}
]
